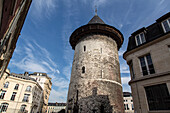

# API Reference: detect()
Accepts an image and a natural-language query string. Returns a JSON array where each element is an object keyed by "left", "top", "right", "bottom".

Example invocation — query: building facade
[
  {"left": 0, "top": 0, "right": 32, "bottom": 88},
  {"left": 29, "top": 72, "right": 52, "bottom": 113},
  {"left": 66, "top": 14, "right": 124, "bottom": 113},
  {"left": 123, "top": 92, "right": 134, "bottom": 113},
  {"left": 0, "top": 72, "right": 43, "bottom": 113},
  {"left": 47, "top": 102, "right": 66, "bottom": 113},
  {"left": 123, "top": 12, "right": 170, "bottom": 113}
]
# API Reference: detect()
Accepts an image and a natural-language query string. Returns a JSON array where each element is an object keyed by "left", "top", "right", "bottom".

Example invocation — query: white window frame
[
  {"left": 0, "top": 91, "right": 6, "bottom": 99},
  {"left": 26, "top": 86, "right": 31, "bottom": 92},
  {"left": 139, "top": 54, "right": 155, "bottom": 75},
  {"left": 135, "top": 32, "right": 146, "bottom": 46},
  {"left": 4, "top": 82, "right": 9, "bottom": 88},
  {"left": 23, "top": 94, "right": 29, "bottom": 102},
  {"left": 10, "top": 92, "right": 17, "bottom": 101},
  {"left": 161, "top": 18, "right": 170, "bottom": 33},
  {"left": 20, "top": 105, "right": 26, "bottom": 112},
  {"left": 14, "top": 84, "right": 19, "bottom": 90},
  {"left": 0, "top": 103, "right": 8, "bottom": 112}
]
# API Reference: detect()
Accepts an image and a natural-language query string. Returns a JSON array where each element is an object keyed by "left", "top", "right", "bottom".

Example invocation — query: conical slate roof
[{"left": 88, "top": 15, "right": 105, "bottom": 24}]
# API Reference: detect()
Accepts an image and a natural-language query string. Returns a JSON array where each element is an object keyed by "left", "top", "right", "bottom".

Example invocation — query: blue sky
[{"left": 8, "top": 0, "right": 170, "bottom": 102}]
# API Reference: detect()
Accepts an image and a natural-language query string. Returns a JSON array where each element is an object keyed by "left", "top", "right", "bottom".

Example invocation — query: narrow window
[
  {"left": 10, "top": 92, "right": 17, "bottom": 101},
  {"left": 26, "top": 86, "right": 31, "bottom": 92},
  {"left": 4, "top": 82, "right": 9, "bottom": 88},
  {"left": 84, "top": 46, "right": 86, "bottom": 51},
  {"left": 168, "top": 45, "right": 170, "bottom": 52},
  {"left": 101, "top": 48, "right": 102, "bottom": 53},
  {"left": 20, "top": 105, "right": 26, "bottom": 112},
  {"left": 14, "top": 84, "right": 19, "bottom": 90},
  {"left": 129, "top": 61, "right": 135, "bottom": 79},
  {"left": 0, "top": 91, "right": 6, "bottom": 99},
  {"left": 0, "top": 103, "right": 8, "bottom": 112},
  {"left": 145, "top": 83, "right": 170, "bottom": 110},
  {"left": 135, "top": 32, "right": 146, "bottom": 46},
  {"left": 127, "top": 104, "right": 129, "bottom": 110},
  {"left": 23, "top": 94, "right": 30, "bottom": 102},
  {"left": 82, "top": 66, "right": 85, "bottom": 73},
  {"left": 132, "top": 104, "right": 134, "bottom": 110},
  {"left": 162, "top": 18, "right": 170, "bottom": 33},
  {"left": 139, "top": 54, "right": 155, "bottom": 76},
  {"left": 124, "top": 104, "right": 127, "bottom": 110}
]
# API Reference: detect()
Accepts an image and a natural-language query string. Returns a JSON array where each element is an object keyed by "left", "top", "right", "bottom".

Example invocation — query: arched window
[
  {"left": 26, "top": 86, "right": 31, "bottom": 92},
  {"left": 20, "top": 104, "right": 26, "bottom": 112},
  {"left": 14, "top": 84, "right": 19, "bottom": 90},
  {"left": 0, "top": 103, "right": 9, "bottom": 112},
  {"left": 82, "top": 66, "right": 85, "bottom": 73},
  {"left": 4, "top": 82, "right": 9, "bottom": 88},
  {"left": 84, "top": 46, "right": 86, "bottom": 51}
]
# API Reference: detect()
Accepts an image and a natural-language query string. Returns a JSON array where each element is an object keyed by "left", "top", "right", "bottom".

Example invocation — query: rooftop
[
  {"left": 10, "top": 73, "right": 36, "bottom": 82},
  {"left": 69, "top": 14, "right": 124, "bottom": 50},
  {"left": 48, "top": 102, "right": 66, "bottom": 106},
  {"left": 124, "top": 12, "right": 170, "bottom": 54},
  {"left": 123, "top": 92, "right": 132, "bottom": 97},
  {"left": 88, "top": 15, "right": 105, "bottom": 24}
]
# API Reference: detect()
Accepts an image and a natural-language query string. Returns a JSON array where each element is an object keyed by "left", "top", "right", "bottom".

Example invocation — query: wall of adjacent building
[
  {"left": 0, "top": 74, "right": 43, "bottom": 113},
  {"left": 30, "top": 73, "right": 52, "bottom": 113},
  {"left": 0, "top": 0, "right": 32, "bottom": 81},
  {"left": 125, "top": 34, "right": 170, "bottom": 113}
]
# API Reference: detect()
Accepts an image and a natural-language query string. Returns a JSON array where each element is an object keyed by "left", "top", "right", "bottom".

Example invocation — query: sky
[{"left": 8, "top": 0, "right": 170, "bottom": 103}]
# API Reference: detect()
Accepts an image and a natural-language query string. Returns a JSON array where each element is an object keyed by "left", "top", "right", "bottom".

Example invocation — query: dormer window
[
  {"left": 162, "top": 18, "right": 170, "bottom": 33},
  {"left": 135, "top": 32, "right": 146, "bottom": 46}
]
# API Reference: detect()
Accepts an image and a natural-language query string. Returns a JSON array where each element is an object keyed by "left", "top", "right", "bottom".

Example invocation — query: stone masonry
[{"left": 66, "top": 15, "right": 125, "bottom": 113}]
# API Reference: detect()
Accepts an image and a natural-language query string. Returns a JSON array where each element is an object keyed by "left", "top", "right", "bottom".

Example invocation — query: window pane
[
  {"left": 148, "top": 64, "right": 155, "bottom": 74},
  {"left": 0, "top": 103, "right": 8, "bottom": 112},
  {"left": 146, "top": 54, "right": 155, "bottom": 74},
  {"left": 136, "top": 35, "right": 141, "bottom": 45},
  {"left": 140, "top": 33, "right": 146, "bottom": 43},
  {"left": 139, "top": 57, "right": 146, "bottom": 67},
  {"left": 163, "top": 20, "right": 170, "bottom": 32},
  {"left": 0, "top": 91, "right": 6, "bottom": 99},
  {"left": 145, "top": 83, "right": 170, "bottom": 110},
  {"left": 11, "top": 92, "right": 16, "bottom": 101},
  {"left": 4, "top": 82, "right": 9, "bottom": 88},
  {"left": 140, "top": 57, "right": 148, "bottom": 75},
  {"left": 14, "top": 84, "right": 19, "bottom": 90},
  {"left": 142, "top": 66, "right": 148, "bottom": 75}
]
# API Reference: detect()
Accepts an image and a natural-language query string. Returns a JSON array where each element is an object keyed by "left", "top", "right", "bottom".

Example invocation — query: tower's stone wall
[{"left": 67, "top": 34, "right": 124, "bottom": 113}]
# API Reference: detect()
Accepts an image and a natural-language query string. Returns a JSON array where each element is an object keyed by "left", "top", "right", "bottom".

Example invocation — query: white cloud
[
  {"left": 121, "top": 76, "right": 131, "bottom": 92},
  {"left": 120, "top": 63, "right": 130, "bottom": 74},
  {"left": 49, "top": 88, "right": 68, "bottom": 103},
  {"left": 10, "top": 39, "right": 59, "bottom": 77},
  {"left": 118, "top": 49, "right": 125, "bottom": 56},
  {"left": 93, "top": 0, "right": 107, "bottom": 6},
  {"left": 52, "top": 77, "right": 69, "bottom": 89},
  {"left": 56, "top": 70, "right": 60, "bottom": 74},
  {"left": 30, "top": 0, "right": 57, "bottom": 20},
  {"left": 121, "top": 76, "right": 131, "bottom": 85},
  {"left": 9, "top": 39, "right": 71, "bottom": 102}
]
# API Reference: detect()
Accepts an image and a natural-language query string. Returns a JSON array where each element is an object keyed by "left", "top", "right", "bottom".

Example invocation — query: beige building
[
  {"left": 123, "top": 12, "right": 170, "bottom": 113},
  {"left": 123, "top": 92, "right": 134, "bottom": 113},
  {"left": 47, "top": 102, "right": 66, "bottom": 113},
  {"left": 0, "top": 0, "right": 32, "bottom": 84},
  {"left": 0, "top": 69, "right": 10, "bottom": 91},
  {"left": 0, "top": 72, "right": 43, "bottom": 113},
  {"left": 29, "top": 72, "right": 52, "bottom": 113}
]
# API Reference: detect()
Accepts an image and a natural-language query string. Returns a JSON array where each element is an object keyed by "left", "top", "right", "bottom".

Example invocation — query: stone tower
[{"left": 66, "top": 14, "right": 124, "bottom": 113}]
